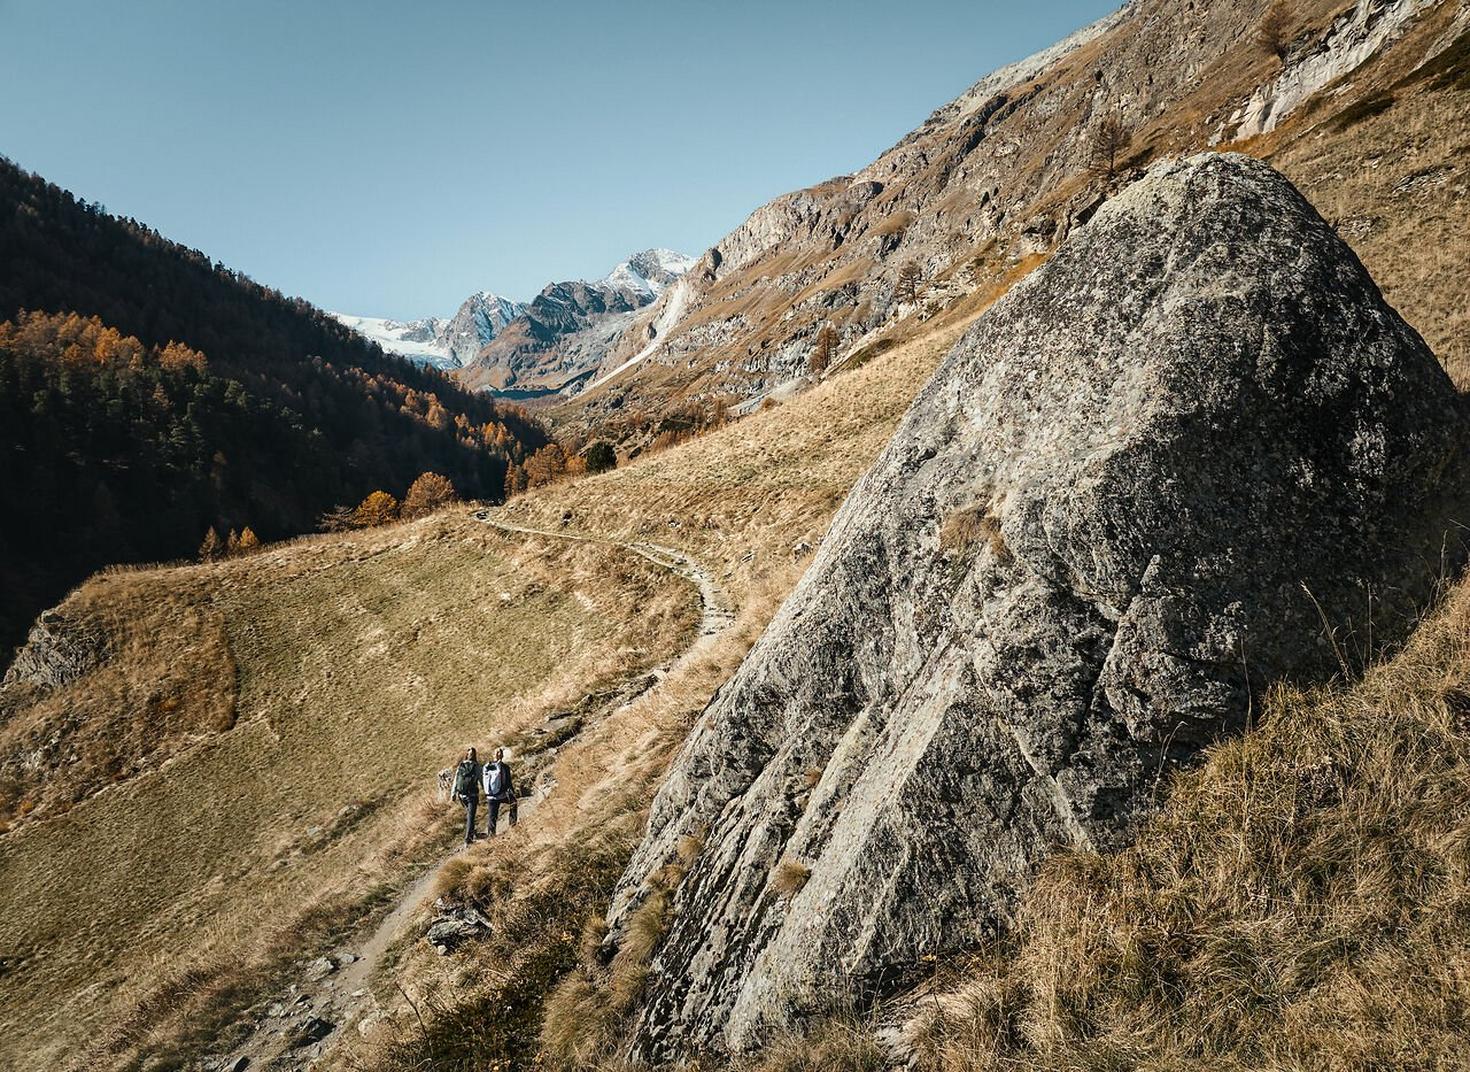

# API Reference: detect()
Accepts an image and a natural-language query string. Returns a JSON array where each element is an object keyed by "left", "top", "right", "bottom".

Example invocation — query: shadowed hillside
[{"left": 0, "top": 158, "right": 551, "bottom": 664}]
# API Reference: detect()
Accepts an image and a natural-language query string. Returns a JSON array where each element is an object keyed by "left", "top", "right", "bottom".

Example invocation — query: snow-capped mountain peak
[
  {"left": 335, "top": 249, "right": 695, "bottom": 376},
  {"left": 332, "top": 290, "right": 523, "bottom": 370},
  {"left": 600, "top": 248, "right": 698, "bottom": 299}
]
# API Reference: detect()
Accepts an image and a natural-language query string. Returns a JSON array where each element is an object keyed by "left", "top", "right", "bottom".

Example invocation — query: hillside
[
  {"left": 1, "top": 1, "right": 1466, "bottom": 1070},
  {"left": 0, "top": 513, "right": 699, "bottom": 1071},
  {"left": 0, "top": 158, "right": 550, "bottom": 664},
  {"left": 549, "top": 0, "right": 1470, "bottom": 448}
]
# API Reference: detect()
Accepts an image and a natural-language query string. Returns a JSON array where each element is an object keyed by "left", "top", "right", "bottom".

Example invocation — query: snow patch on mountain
[
  {"left": 336, "top": 249, "right": 694, "bottom": 377},
  {"left": 333, "top": 291, "right": 524, "bottom": 370},
  {"left": 330, "top": 313, "right": 455, "bottom": 367},
  {"left": 601, "top": 249, "right": 698, "bottom": 299}
]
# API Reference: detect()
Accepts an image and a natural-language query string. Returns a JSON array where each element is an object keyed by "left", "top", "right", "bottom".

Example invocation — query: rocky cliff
[
  {"left": 603, "top": 153, "right": 1468, "bottom": 1059},
  {"left": 457, "top": 250, "right": 694, "bottom": 395},
  {"left": 556, "top": 0, "right": 1465, "bottom": 442}
]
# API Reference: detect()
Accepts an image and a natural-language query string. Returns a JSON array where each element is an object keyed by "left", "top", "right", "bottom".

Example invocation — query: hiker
[
  {"left": 451, "top": 746, "right": 482, "bottom": 846},
  {"left": 482, "top": 747, "right": 517, "bottom": 837}
]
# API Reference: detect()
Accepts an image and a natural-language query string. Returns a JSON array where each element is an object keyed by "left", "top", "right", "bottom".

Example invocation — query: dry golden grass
[
  {"left": 1267, "top": 76, "right": 1470, "bottom": 388},
  {"left": 0, "top": 512, "right": 697, "bottom": 1072},
  {"left": 939, "top": 504, "right": 1009, "bottom": 562},
  {"left": 736, "top": 1018, "right": 888, "bottom": 1072},
  {"left": 503, "top": 318, "right": 973, "bottom": 608},
  {"left": 771, "top": 859, "right": 813, "bottom": 899},
  {"left": 872, "top": 577, "right": 1470, "bottom": 1072},
  {"left": 347, "top": 562, "right": 798, "bottom": 1072}
]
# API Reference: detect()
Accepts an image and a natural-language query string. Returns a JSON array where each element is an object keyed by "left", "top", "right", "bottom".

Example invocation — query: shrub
[
  {"left": 939, "top": 505, "right": 1009, "bottom": 562},
  {"left": 583, "top": 441, "right": 617, "bottom": 474}
]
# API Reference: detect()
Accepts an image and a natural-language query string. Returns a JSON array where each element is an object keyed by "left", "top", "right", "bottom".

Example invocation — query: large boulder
[{"left": 606, "top": 153, "right": 1468, "bottom": 1058}]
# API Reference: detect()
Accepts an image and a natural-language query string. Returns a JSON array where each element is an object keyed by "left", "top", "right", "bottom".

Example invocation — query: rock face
[
  {"left": 458, "top": 250, "right": 695, "bottom": 395},
  {"left": 0, "top": 611, "right": 107, "bottom": 693},
  {"left": 606, "top": 153, "right": 1467, "bottom": 1058}
]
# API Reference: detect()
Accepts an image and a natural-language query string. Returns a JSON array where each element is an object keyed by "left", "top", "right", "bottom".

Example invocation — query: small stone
[
  {"left": 292, "top": 1017, "right": 335, "bottom": 1048},
  {"left": 303, "top": 956, "right": 336, "bottom": 981}
]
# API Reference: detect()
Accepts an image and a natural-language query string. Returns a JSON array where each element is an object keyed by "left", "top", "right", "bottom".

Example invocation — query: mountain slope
[
  {"left": 456, "top": 249, "right": 695, "bottom": 396},
  {"left": 0, "top": 513, "right": 699, "bottom": 1072},
  {"left": 551, "top": 0, "right": 1469, "bottom": 446},
  {"left": 603, "top": 153, "right": 1469, "bottom": 1057},
  {"left": 0, "top": 157, "right": 550, "bottom": 663}
]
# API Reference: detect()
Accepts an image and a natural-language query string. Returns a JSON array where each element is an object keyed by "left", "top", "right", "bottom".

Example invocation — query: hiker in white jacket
[{"left": 481, "top": 747, "right": 517, "bottom": 837}]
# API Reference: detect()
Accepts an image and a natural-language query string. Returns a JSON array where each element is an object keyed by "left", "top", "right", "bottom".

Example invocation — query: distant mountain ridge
[{"left": 334, "top": 249, "right": 694, "bottom": 394}]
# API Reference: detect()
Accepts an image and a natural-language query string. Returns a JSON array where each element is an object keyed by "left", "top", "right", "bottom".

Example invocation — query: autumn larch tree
[
  {"left": 524, "top": 444, "right": 570, "bottom": 489},
  {"left": 896, "top": 260, "right": 922, "bottom": 304},
  {"left": 1087, "top": 112, "right": 1133, "bottom": 184},
  {"left": 402, "top": 472, "right": 458, "bottom": 519},
  {"left": 198, "top": 527, "right": 222, "bottom": 561},
  {"left": 809, "top": 324, "right": 839, "bottom": 375},
  {"left": 237, "top": 526, "right": 261, "bottom": 553},
  {"left": 1257, "top": 1, "right": 1292, "bottom": 63},
  {"left": 317, "top": 505, "right": 356, "bottom": 533},
  {"left": 353, "top": 490, "right": 400, "bottom": 528}
]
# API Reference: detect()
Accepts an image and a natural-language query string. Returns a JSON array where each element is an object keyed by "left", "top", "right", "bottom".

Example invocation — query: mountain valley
[{"left": 1, "top": 2, "right": 1468, "bottom": 1071}]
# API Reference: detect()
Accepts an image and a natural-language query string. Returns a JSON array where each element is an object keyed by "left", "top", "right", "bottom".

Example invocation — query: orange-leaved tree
[
  {"left": 353, "top": 490, "right": 400, "bottom": 528},
  {"left": 402, "top": 472, "right": 458, "bottom": 519}
]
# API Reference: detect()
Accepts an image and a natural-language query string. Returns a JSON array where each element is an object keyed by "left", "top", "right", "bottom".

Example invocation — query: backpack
[
  {"left": 485, "top": 761, "right": 514, "bottom": 801},
  {"left": 452, "top": 761, "right": 477, "bottom": 799}
]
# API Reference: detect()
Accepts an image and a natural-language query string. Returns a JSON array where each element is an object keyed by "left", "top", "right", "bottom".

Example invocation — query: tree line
[{"left": 0, "top": 157, "right": 552, "bottom": 663}]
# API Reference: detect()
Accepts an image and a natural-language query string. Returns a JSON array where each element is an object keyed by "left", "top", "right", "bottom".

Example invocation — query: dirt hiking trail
[{"left": 202, "top": 509, "right": 732, "bottom": 1072}]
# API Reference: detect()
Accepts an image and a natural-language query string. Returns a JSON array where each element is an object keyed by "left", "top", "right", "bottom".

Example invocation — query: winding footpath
[{"left": 207, "top": 509, "right": 732, "bottom": 1072}]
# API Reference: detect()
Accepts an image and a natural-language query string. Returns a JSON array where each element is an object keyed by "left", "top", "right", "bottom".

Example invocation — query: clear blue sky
[{"left": 0, "top": 0, "right": 1118, "bottom": 318}]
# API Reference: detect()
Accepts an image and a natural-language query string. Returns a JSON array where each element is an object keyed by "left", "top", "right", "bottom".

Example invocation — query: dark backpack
[{"left": 452, "top": 761, "right": 478, "bottom": 799}]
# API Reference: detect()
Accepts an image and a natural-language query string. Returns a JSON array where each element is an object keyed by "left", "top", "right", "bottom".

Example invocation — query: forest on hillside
[{"left": 0, "top": 158, "right": 551, "bottom": 664}]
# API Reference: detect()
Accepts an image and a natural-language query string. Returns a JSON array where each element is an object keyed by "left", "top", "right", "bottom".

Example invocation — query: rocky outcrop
[
  {"left": 605, "top": 154, "right": 1467, "bottom": 1058},
  {"left": 424, "top": 898, "right": 490, "bottom": 954},
  {"left": 0, "top": 610, "right": 107, "bottom": 694},
  {"left": 1229, "top": 0, "right": 1437, "bottom": 139}
]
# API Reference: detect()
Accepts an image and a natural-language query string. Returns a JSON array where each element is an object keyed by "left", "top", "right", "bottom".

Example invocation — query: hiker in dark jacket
[
  {"left": 451, "top": 746, "right": 482, "bottom": 846},
  {"left": 481, "top": 747, "right": 517, "bottom": 837}
]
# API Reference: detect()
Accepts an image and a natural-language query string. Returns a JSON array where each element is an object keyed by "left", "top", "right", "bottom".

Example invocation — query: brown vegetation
[
  {"left": 401, "top": 472, "right": 458, "bottom": 519},
  {"left": 1257, "top": 1, "right": 1293, "bottom": 62},
  {"left": 1086, "top": 111, "right": 1133, "bottom": 183},
  {"left": 810, "top": 323, "right": 839, "bottom": 374},
  {"left": 0, "top": 513, "right": 698, "bottom": 1072},
  {"left": 771, "top": 859, "right": 812, "bottom": 898},
  {"left": 939, "top": 504, "right": 1009, "bottom": 562}
]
